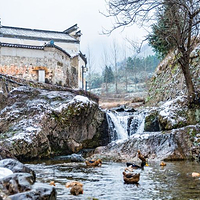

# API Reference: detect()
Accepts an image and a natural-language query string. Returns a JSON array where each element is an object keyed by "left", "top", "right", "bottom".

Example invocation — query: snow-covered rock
[
  {"left": 144, "top": 96, "right": 200, "bottom": 131},
  {"left": 0, "top": 167, "right": 13, "bottom": 179},
  {"left": 0, "top": 86, "right": 109, "bottom": 160}
]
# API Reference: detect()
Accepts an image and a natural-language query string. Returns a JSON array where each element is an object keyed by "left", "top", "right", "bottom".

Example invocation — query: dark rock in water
[
  {"left": 114, "top": 106, "right": 125, "bottom": 112},
  {"left": 0, "top": 159, "right": 56, "bottom": 200},
  {"left": 53, "top": 153, "right": 85, "bottom": 162},
  {"left": 125, "top": 108, "right": 136, "bottom": 113},
  {"left": 70, "top": 154, "right": 85, "bottom": 162},
  {"left": 127, "top": 115, "right": 142, "bottom": 136},
  {"left": 144, "top": 111, "right": 160, "bottom": 132},
  {"left": 9, "top": 183, "right": 56, "bottom": 200},
  {"left": 0, "top": 173, "right": 34, "bottom": 195},
  {"left": 0, "top": 159, "right": 36, "bottom": 182},
  {"left": 111, "top": 105, "right": 136, "bottom": 113},
  {"left": 32, "top": 183, "right": 57, "bottom": 200}
]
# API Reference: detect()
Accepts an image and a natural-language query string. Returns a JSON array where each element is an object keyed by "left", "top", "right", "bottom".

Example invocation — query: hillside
[{"left": 146, "top": 43, "right": 200, "bottom": 106}]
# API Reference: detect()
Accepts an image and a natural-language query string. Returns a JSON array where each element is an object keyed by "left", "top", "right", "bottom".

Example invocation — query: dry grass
[
  {"left": 99, "top": 100, "right": 144, "bottom": 109},
  {"left": 99, "top": 101, "right": 130, "bottom": 109},
  {"left": 99, "top": 92, "right": 146, "bottom": 109}
]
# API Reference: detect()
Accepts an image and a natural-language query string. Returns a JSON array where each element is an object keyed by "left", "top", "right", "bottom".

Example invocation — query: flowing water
[
  {"left": 25, "top": 110, "right": 200, "bottom": 199},
  {"left": 106, "top": 110, "right": 145, "bottom": 142},
  {"left": 26, "top": 159, "right": 200, "bottom": 200}
]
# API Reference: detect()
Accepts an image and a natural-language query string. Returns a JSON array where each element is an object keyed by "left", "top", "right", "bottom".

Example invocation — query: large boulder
[
  {"left": 144, "top": 96, "right": 200, "bottom": 132},
  {"left": 0, "top": 86, "right": 109, "bottom": 160},
  {"left": 92, "top": 125, "right": 200, "bottom": 162}
]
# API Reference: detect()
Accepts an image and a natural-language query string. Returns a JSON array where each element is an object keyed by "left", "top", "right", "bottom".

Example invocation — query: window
[{"left": 38, "top": 70, "right": 45, "bottom": 83}]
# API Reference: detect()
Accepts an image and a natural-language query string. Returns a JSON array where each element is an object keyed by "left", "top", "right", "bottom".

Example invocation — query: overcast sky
[{"left": 0, "top": 0, "right": 149, "bottom": 72}]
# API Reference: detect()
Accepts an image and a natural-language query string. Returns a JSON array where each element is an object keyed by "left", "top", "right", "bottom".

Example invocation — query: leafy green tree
[
  {"left": 103, "top": 65, "right": 114, "bottom": 83},
  {"left": 148, "top": 4, "right": 177, "bottom": 58},
  {"left": 103, "top": 65, "right": 115, "bottom": 92},
  {"left": 89, "top": 73, "right": 103, "bottom": 89}
]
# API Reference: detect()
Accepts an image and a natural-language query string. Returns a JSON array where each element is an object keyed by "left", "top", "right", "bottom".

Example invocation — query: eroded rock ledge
[
  {"left": 0, "top": 86, "right": 109, "bottom": 161},
  {"left": 92, "top": 96, "right": 200, "bottom": 162}
]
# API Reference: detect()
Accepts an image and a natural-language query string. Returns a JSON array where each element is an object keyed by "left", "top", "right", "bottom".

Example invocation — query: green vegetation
[
  {"left": 148, "top": 3, "right": 176, "bottom": 58},
  {"left": 87, "top": 54, "right": 160, "bottom": 94},
  {"left": 103, "top": 65, "right": 114, "bottom": 84}
]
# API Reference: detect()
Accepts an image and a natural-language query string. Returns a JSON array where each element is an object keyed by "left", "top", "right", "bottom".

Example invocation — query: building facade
[{"left": 0, "top": 22, "right": 87, "bottom": 89}]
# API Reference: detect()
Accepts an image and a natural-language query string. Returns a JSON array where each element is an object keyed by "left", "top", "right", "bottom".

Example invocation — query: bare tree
[
  {"left": 101, "top": 46, "right": 110, "bottom": 93},
  {"left": 86, "top": 46, "right": 95, "bottom": 91},
  {"left": 111, "top": 39, "right": 120, "bottom": 94},
  {"left": 122, "top": 44, "right": 128, "bottom": 92},
  {"left": 104, "top": 0, "right": 200, "bottom": 104},
  {"left": 103, "top": 0, "right": 160, "bottom": 34}
]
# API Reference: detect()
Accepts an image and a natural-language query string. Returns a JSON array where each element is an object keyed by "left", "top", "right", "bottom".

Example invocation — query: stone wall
[
  {"left": 146, "top": 43, "right": 200, "bottom": 106},
  {"left": 0, "top": 73, "right": 99, "bottom": 103},
  {"left": 0, "top": 45, "right": 78, "bottom": 88}
]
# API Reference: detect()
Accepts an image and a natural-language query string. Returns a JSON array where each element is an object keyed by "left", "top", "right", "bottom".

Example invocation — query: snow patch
[
  {"left": 7, "top": 127, "right": 41, "bottom": 143},
  {"left": 159, "top": 96, "right": 187, "bottom": 127},
  {"left": 0, "top": 167, "right": 13, "bottom": 179},
  {"left": 73, "top": 95, "right": 90, "bottom": 103}
]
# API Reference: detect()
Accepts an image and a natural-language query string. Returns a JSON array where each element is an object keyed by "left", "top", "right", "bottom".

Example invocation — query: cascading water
[{"left": 106, "top": 109, "right": 145, "bottom": 143}]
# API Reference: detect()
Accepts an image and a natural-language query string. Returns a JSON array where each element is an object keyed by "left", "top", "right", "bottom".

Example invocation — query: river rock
[
  {"left": 0, "top": 159, "right": 56, "bottom": 200},
  {"left": 144, "top": 96, "right": 200, "bottom": 132},
  {"left": 52, "top": 153, "right": 85, "bottom": 162},
  {"left": 0, "top": 86, "right": 109, "bottom": 160},
  {"left": 0, "top": 167, "right": 13, "bottom": 179},
  {"left": 92, "top": 125, "right": 200, "bottom": 162},
  {"left": 0, "top": 173, "right": 34, "bottom": 195},
  {"left": 8, "top": 183, "right": 56, "bottom": 200},
  {"left": 0, "top": 159, "right": 36, "bottom": 182}
]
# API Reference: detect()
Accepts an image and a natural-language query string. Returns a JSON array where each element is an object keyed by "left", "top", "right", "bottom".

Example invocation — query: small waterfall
[
  {"left": 106, "top": 111, "right": 129, "bottom": 142},
  {"left": 106, "top": 110, "right": 145, "bottom": 142}
]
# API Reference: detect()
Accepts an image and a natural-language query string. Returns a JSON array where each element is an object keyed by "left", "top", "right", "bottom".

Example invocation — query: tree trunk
[
  {"left": 105, "top": 82, "right": 108, "bottom": 93},
  {"left": 179, "top": 57, "right": 195, "bottom": 104}
]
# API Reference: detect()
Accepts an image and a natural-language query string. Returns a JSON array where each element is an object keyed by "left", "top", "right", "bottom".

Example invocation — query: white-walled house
[{"left": 0, "top": 22, "right": 87, "bottom": 89}]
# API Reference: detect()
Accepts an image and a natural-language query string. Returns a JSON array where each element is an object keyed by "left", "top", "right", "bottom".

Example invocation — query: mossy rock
[{"left": 144, "top": 111, "right": 160, "bottom": 132}]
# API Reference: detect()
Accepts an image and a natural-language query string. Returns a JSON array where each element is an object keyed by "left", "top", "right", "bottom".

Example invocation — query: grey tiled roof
[
  {"left": 0, "top": 42, "right": 71, "bottom": 57},
  {"left": 0, "top": 26, "right": 79, "bottom": 43},
  {"left": 0, "top": 42, "right": 44, "bottom": 50}
]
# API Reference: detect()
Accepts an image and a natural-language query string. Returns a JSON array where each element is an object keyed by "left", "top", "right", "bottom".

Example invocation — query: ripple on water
[{"left": 25, "top": 160, "right": 200, "bottom": 200}]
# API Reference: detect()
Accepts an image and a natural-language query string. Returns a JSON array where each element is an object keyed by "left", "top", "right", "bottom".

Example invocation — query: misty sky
[{"left": 0, "top": 0, "right": 148, "bottom": 72}]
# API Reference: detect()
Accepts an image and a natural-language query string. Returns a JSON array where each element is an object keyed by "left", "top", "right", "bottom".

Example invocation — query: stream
[
  {"left": 26, "top": 159, "right": 200, "bottom": 200},
  {"left": 26, "top": 110, "right": 200, "bottom": 199}
]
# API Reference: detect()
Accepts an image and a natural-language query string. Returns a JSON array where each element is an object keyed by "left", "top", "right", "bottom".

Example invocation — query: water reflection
[{"left": 25, "top": 160, "right": 200, "bottom": 200}]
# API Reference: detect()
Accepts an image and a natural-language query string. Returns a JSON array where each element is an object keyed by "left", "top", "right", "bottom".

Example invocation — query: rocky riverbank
[
  {"left": 0, "top": 158, "right": 56, "bottom": 200},
  {"left": 91, "top": 95, "right": 200, "bottom": 163}
]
